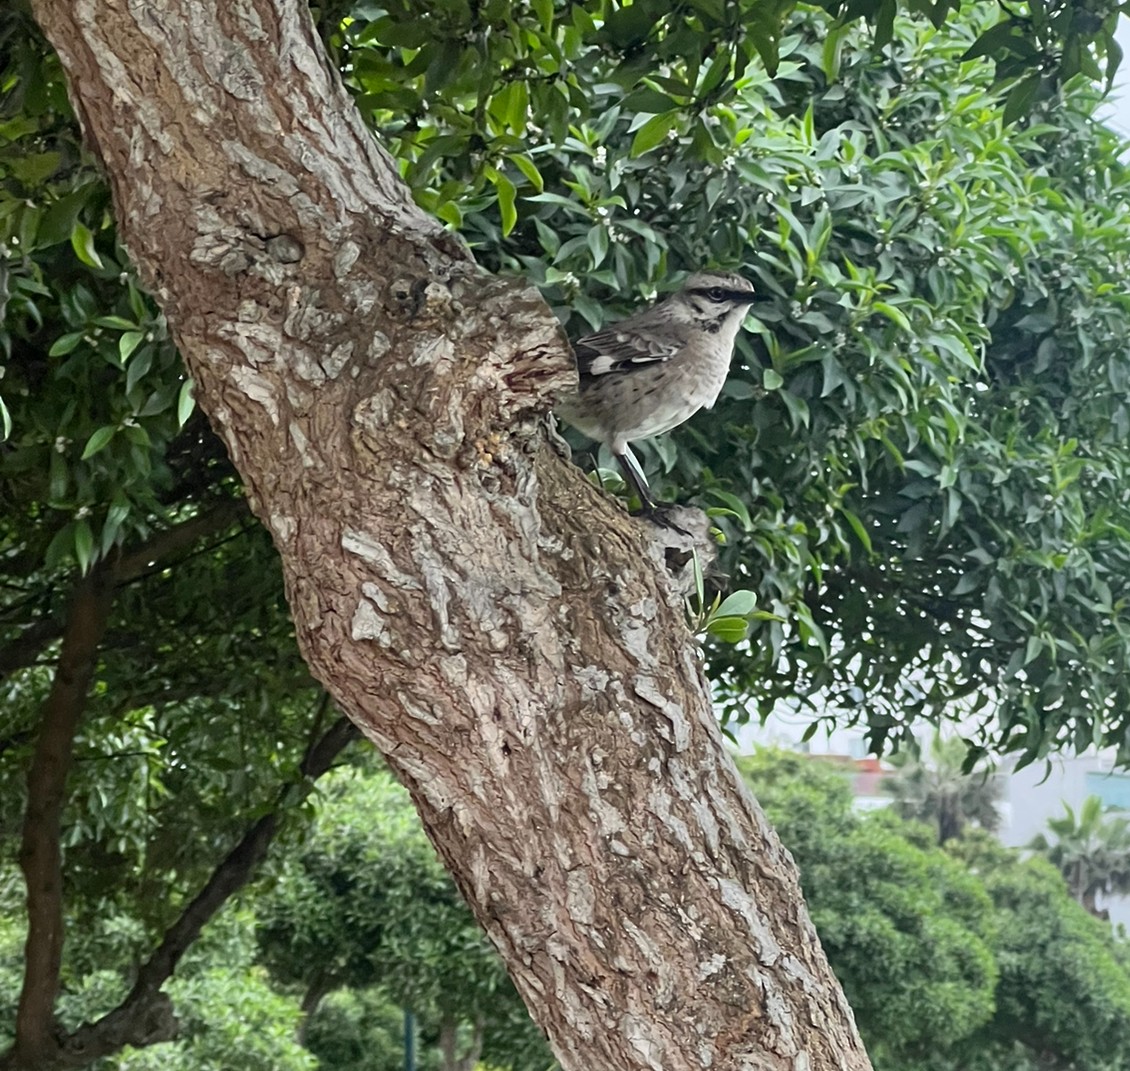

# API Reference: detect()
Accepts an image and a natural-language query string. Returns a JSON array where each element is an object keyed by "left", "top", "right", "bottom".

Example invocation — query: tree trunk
[
  {"left": 13, "top": 571, "right": 114, "bottom": 1068},
  {"left": 27, "top": 2, "right": 872, "bottom": 1068},
  {"left": 296, "top": 970, "right": 337, "bottom": 1046},
  {"left": 438, "top": 1015, "right": 482, "bottom": 1071}
]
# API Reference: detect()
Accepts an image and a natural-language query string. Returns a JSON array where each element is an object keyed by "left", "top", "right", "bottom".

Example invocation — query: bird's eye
[{"left": 708, "top": 287, "right": 726, "bottom": 302}]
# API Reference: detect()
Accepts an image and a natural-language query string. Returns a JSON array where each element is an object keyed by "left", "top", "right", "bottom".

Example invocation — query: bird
[{"left": 556, "top": 270, "right": 759, "bottom": 510}]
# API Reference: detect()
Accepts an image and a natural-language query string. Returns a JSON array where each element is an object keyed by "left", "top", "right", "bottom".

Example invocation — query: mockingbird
[{"left": 556, "top": 270, "right": 759, "bottom": 509}]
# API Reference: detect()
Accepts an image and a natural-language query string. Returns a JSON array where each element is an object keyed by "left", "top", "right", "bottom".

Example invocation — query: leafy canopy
[
  {"left": 4, "top": 2, "right": 1130, "bottom": 783},
  {"left": 8, "top": 0, "right": 1130, "bottom": 1065},
  {"left": 314, "top": 2, "right": 1130, "bottom": 763}
]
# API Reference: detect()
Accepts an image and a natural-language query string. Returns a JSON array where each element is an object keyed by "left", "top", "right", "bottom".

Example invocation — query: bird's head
[{"left": 674, "top": 271, "right": 760, "bottom": 329}]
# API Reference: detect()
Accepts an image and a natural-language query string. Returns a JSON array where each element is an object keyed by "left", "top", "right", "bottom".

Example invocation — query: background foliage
[
  {"left": 326, "top": 0, "right": 1130, "bottom": 762},
  {"left": 741, "top": 750, "right": 1130, "bottom": 1071},
  {"left": 5, "top": 3, "right": 1130, "bottom": 760},
  {"left": 6, "top": 0, "right": 1130, "bottom": 1067}
]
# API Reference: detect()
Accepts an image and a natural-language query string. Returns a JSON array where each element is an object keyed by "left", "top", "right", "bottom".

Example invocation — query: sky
[{"left": 1104, "top": 18, "right": 1130, "bottom": 139}]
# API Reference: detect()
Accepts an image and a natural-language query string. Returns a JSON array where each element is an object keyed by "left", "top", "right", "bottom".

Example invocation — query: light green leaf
[
  {"left": 435, "top": 201, "right": 463, "bottom": 227},
  {"left": 716, "top": 590, "right": 758, "bottom": 617},
  {"left": 491, "top": 171, "right": 518, "bottom": 236},
  {"left": 873, "top": 301, "right": 911, "bottom": 331},
  {"left": 81, "top": 425, "right": 117, "bottom": 460},
  {"left": 74, "top": 519, "right": 94, "bottom": 574},
  {"left": 706, "top": 615, "right": 750, "bottom": 644},
  {"left": 118, "top": 331, "right": 144, "bottom": 362},
  {"left": 71, "top": 221, "right": 103, "bottom": 269},
  {"left": 177, "top": 378, "right": 196, "bottom": 428},
  {"left": 511, "top": 154, "right": 544, "bottom": 193},
  {"left": 531, "top": 0, "right": 552, "bottom": 31},
  {"left": 630, "top": 111, "right": 680, "bottom": 158},
  {"left": 49, "top": 332, "right": 84, "bottom": 357}
]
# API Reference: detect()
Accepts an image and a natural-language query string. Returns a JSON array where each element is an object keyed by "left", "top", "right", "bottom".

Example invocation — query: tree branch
[
  {"left": 113, "top": 498, "right": 248, "bottom": 583},
  {"left": 0, "top": 617, "right": 64, "bottom": 680},
  {"left": 10, "top": 568, "right": 115, "bottom": 1068},
  {"left": 296, "top": 968, "right": 338, "bottom": 1045},
  {"left": 39, "top": 716, "right": 359, "bottom": 1069},
  {"left": 0, "top": 496, "right": 263, "bottom": 1071},
  {"left": 0, "top": 499, "right": 248, "bottom": 683}
]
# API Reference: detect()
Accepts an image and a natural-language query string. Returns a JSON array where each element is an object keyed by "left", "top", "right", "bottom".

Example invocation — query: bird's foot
[
  {"left": 632, "top": 501, "right": 692, "bottom": 537},
  {"left": 636, "top": 504, "right": 717, "bottom": 595}
]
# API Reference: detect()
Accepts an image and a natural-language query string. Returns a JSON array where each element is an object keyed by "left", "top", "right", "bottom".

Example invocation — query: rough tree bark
[{"left": 28, "top": 2, "right": 872, "bottom": 1069}]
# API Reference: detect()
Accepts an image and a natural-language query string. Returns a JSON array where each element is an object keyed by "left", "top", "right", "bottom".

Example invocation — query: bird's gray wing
[{"left": 573, "top": 325, "right": 683, "bottom": 382}]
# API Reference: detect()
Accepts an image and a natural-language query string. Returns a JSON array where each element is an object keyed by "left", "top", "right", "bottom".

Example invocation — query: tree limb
[
  {"left": 0, "top": 617, "right": 63, "bottom": 680},
  {"left": 10, "top": 568, "right": 115, "bottom": 1068},
  {"left": 113, "top": 498, "right": 248, "bottom": 583},
  {"left": 7, "top": 715, "right": 359, "bottom": 1070},
  {"left": 0, "top": 499, "right": 248, "bottom": 683}
]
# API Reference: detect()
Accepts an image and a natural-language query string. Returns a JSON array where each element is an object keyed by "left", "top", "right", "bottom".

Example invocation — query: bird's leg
[
  {"left": 614, "top": 445, "right": 657, "bottom": 511},
  {"left": 615, "top": 445, "right": 695, "bottom": 536}
]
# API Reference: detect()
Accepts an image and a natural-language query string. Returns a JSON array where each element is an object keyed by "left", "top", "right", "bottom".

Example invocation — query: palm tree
[
  {"left": 1029, "top": 796, "right": 1130, "bottom": 918},
  {"left": 884, "top": 733, "right": 1002, "bottom": 844}
]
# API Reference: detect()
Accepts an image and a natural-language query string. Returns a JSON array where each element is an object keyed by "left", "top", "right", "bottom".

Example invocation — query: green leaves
[
  {"left": 8, "top": 0, "right": 1130, "bottom": 765},
  {"left": 70, "top": 220, "right": 103, "bottom": 268},
  {"left": 484, "top": 166, "right": 517, "bottom": 236},
  {"left": 630, "top": 110, "right": 681, "bottom": 157},
  {"left": 177, "top": 377, "right": 196, "bottom": 427},
  {"left": 80, "top": 424, "right": 116, "bottom": 459}
]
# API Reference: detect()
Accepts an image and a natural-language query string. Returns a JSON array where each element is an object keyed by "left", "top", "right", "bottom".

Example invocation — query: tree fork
[{"left": 27, "top": 1, "right": 872, "bottom": 1068}]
